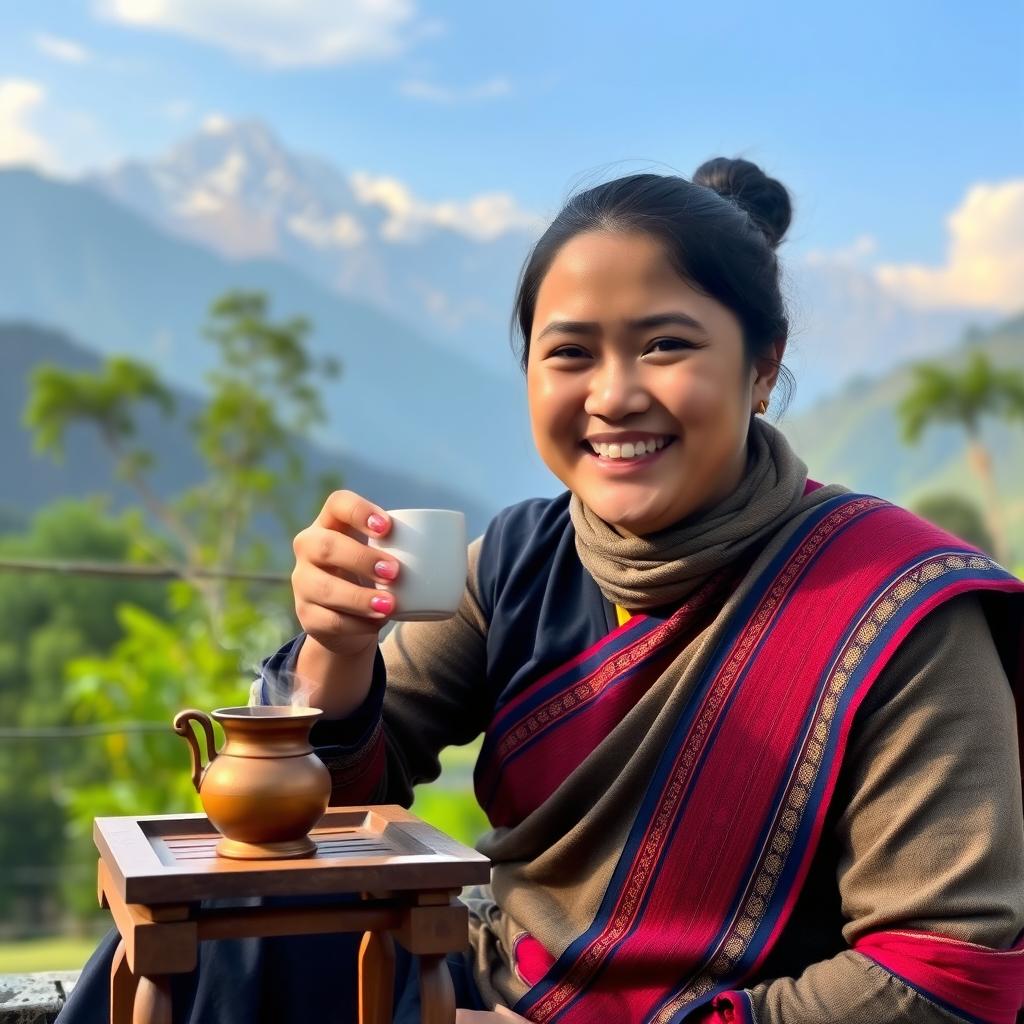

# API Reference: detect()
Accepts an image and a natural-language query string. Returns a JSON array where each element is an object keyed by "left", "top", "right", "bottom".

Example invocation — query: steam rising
[{"left": 256, "top": 655, "right": 313, "bottom": 710}]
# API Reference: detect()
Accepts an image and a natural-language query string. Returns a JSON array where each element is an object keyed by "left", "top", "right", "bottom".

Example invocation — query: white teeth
[{"left": 591, "top": 437, "right": 669, "bottom": 460}]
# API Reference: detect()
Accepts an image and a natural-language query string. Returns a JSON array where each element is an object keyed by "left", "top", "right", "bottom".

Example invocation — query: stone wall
[{"left": 0, "top": 973, "right": 79, "bottom": 1023}]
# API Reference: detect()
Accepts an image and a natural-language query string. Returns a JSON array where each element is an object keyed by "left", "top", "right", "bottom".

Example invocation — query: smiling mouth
[{"left": 580, "top": 437, "right": 677, "bottom": 462}]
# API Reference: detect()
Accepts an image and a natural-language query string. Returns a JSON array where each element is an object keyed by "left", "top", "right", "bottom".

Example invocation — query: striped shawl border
[
  {"left": 653, "top": 551, "right": 1018, "bottom": 1022},
  {"left": 476, "top": 572, "right": 729, "bottom": 817},
  {"left": 519, "top": 493, "right": 882, "bottom": 1021},
  {"left": 518, "top": 496, "right": 1022, "bottom": 1024}
]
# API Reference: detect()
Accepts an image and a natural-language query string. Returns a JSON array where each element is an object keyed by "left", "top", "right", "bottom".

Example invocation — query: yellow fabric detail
[{"left": 615, "top": 604, "right": 632, "bottom": 627}]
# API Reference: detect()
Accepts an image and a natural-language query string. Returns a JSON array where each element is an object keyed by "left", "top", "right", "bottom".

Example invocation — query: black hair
[{"left": 511, "top": 157, "right": 795, "bottom": 409}]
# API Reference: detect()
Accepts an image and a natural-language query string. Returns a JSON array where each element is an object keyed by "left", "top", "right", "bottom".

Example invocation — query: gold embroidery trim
[
  {"left": 530, "top": 497, "right": 884, "bottom": 1022},
  {"left": 652, "top": 550, "right": 995, "bottom": 1022}
]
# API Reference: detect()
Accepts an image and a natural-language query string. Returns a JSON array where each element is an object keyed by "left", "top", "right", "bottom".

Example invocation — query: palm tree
[{"left": 899, "top": 351, "right": 1024, "bottom": 566}]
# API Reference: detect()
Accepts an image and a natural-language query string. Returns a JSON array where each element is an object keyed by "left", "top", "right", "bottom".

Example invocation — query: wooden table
[{"left": 94, "top": 805, "right": 491, "bottom": 1024}]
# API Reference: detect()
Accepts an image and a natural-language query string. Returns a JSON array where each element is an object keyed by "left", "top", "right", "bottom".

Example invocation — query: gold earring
[{"left": 758, "top": 399, "right": 768, "bottom": 415}]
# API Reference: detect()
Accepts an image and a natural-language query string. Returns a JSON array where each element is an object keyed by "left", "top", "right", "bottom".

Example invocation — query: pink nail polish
[
  {"left": 370, "top": 595, "right": 393, "bottom": 614},
  {"left": 367, "top": 513, "right": 388, "bottom": 533},
  {"left": 374, "top": 560, "right": 397, "bottom": 580}
]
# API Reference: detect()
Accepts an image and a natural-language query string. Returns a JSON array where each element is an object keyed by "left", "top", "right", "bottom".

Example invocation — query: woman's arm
[
  {"left": 732, "top": 591, "right": 1024, "bottom": 1023},
  {"left": 253, "top": 535, "right": 491, "bottom": 807}
]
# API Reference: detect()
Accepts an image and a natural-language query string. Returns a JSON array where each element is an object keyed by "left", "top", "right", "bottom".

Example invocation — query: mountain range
[
  {"left": 84, "top": 118, "right": 995, "bottom": 402},
  {"left": 0, "top": 322, "right": 493, "bottom": 539},
  {"left": 0, "top": 167, "right": 555, "bottom": 521},
  {"left": 86, "top": 119, "right": 536, "bottom": 377},
  {"left": 1, "top": 120, "right": 1021, "bottom": 557}
]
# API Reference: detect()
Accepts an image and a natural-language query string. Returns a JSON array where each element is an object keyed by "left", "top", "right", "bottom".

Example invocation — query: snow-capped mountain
[
  {"left": 86, "top": 118, "right": 1002, "bottom": 407},
  {"left": 87, "top": 118, "right": 539, "bottom": 374}
]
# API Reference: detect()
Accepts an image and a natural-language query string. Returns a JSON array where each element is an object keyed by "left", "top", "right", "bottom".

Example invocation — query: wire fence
[
  {"left": 0, "top": 722, "right": 169, "bottom": 739},
  {"left": 0, "top": 557, "right": 288, "bottom": 584},
  {"left": 0, "top": 555, "right": 280, "bottom": 739}
]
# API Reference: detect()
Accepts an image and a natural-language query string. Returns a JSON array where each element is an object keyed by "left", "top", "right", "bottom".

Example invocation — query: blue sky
[{"left": 1, "top": 1, "right": 1021, "bottom": 274}]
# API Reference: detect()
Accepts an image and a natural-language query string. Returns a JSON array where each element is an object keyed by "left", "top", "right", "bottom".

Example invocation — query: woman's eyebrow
[
  {"left": 629, "top": 312, "right": 708, "bottom": 334},
  {"left": 537, "top": 311, "right": 708, "bottom": 340}
]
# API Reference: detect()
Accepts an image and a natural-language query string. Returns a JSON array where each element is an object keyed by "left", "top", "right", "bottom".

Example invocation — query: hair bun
[{"left": 693, "top": 157, "right": 792, "bottom": 248}]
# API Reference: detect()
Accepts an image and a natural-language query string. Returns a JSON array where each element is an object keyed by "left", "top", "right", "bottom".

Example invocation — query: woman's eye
[
  {"left": 549, "top": 345, "right": 590, "bottom": 359},
  {"left": 647, "top": 337, "right": 692, "bottom": 353},
  {"left": 643, "top": 335, "right": 700, "bottom": 356}
]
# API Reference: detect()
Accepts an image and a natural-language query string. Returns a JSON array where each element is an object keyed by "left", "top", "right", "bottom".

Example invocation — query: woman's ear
[{"left": 752, "top": 338, "right": 786, "bottom": 411}]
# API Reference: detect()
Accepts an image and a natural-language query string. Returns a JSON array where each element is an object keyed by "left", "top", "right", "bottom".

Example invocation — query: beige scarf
[{"left": 569, "top": 418, "right": 811, "bottom": 610}]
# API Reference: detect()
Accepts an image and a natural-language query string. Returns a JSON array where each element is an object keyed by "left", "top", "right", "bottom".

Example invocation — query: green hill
[{"left": 782, "top": 313, "right": 1024, "bottom": 560}]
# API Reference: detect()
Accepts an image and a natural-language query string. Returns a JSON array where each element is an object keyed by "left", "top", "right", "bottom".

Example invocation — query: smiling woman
[
  {"left": 525, "top": 230, "right": 778, "bottom": 537},
  {"left": 60, "top": 159, "right": 1024, "bottom": 1024}
]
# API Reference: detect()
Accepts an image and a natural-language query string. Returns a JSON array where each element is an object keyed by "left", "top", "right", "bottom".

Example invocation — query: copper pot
[{"left": 173, "top": 706, "right": 331, "bottom": 860}]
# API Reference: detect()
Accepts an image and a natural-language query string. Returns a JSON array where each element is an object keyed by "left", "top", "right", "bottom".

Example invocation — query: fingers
[
  {"left": 292, "top": 563, "right": 394, "bottom": 621},
  {"left": 292, "top": 491, "right": 398, "bottom": 653},
  {"left": 315, "top": 489, "right": 392, "bottom": 540},
  {"left": 294, "top": 525, "right": 400, "bottom": 585}
]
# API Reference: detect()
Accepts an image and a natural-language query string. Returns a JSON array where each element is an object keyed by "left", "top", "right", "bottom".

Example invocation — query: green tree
[
  {"left": 898, "top": 351, "right": 1024, "bottom": 566},
  {"left": 911, "top": 493, "right": 995, "bottom": 554},
  {"left": 23, "top": 290, "right": 341, "bottom": 921},
  {"left": 0, "top": 500, "right": 166, "bottom": 929},
  {"left": 26, "top": 290, "right": 340, "bottom": 627}
]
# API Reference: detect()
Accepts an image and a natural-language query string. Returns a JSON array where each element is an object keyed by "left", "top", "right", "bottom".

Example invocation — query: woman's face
[{"left": 527, "top": 230, "right": 779, "bottom": 537}]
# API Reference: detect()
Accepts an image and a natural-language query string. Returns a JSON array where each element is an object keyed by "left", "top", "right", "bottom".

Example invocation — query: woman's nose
[{"left": 583, "top": 362, "right": 650, "bottom": 420}]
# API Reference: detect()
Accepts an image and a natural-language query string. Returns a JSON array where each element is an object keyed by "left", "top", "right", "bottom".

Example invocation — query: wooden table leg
[
  {"left": 133, "top": 975, "right": 173, "bottom": 1024},
  {"left": 359, "top": 930, "right": 396, "bottom": 1024},
  {"left": 418, "top": 953, "right": 455, "bottom": 1024},
  {"left": 110, "top": 939, "right": 137, "bottom": 1024}
]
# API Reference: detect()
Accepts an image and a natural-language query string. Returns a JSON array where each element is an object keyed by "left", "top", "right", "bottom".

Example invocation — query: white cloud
[
  {"left": 201, "top": 112, "right": 231, "bottom": 134},
  {"left": 96, "top": 0, "right": 422, "bottom": 68},
  {"left": 805, "top": 234, "right": 878, "bottom": 268},
  {"left": 875, "top": 179, "right": 1024, "bottom": 313},
  {"left": 0, "top": 78, "right": 56, "bottom": 169},
  {"left": 399, "top": 75, "right": 512, "bottom": 104},
  {"left": 34, "top": 32, "right": 93, "bottom": 63},
  {"left": 350, "top": 171, "right": 544, "bottom": 242},
  {"left": 288, "top": 210, "right": 366, "bottom": 249}
]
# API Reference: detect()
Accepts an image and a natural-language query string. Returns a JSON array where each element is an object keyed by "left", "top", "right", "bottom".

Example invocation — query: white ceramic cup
[{"left": 368, "top": 509, "right": 468, "bottom": 621}]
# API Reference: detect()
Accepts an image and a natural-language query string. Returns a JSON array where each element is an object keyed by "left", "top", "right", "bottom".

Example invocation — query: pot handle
[{"left": 172, "top": 709, "right": 218, "bottom": 793}]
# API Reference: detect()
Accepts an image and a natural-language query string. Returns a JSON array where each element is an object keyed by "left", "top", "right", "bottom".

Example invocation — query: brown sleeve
[
  {"left": 370, "top": 533, "right": 491, "bottom": 804},
  {"left": 745, "top": 591, "right": 1024, "bottom": 1023},
  {"left": 299, "top": 534, "right": 490, "bottom": 805}
]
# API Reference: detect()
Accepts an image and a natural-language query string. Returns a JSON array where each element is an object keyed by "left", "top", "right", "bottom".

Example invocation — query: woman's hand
[
  {"left": 291, "top": 489, "right": 399, "bottom": 659},
  {"left": 456, "top": 1007, "right": 531, "bottom": 1023}
]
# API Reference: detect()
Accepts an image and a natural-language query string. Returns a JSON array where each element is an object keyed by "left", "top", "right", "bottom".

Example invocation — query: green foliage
[
  {"left": 898, "top": 351, "right": 1024, "bottom": 566},
  {"left": 189, "top": 291, "right": 339, "bottom": 565},
  {"left": 411, "top": 741, "right": 489, "bottom": 848},
  {"left": 911, "top": 493, "right": 995, "bottom": 554},
  {"left": 18, "top": 290, "right": 329, "bottom": 921},
  {"left": 13, "top": 289, "right": 486, "bottom": 943},
  {"left": 0, "top": 499, "right": 166, "bottom": 929},
  {"left": 25, "top": 289, "right": 341, "bottom": 594},
  {"left": 26, "top": 358, "right": 174, "bottom": 461},
  {"left": 898, "top": 351, "right": 1024, "bottom": 443},
  {"left": 0, "top": 934, "right": 105, "bottom": 973},
  {"left": 412, "top": 788, "right": 490, "bottom": 850}
]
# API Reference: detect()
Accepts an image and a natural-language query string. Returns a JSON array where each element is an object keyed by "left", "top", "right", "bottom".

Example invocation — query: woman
[{"left": 61, "top": 158, "right": 1024, "bottom": 1023}]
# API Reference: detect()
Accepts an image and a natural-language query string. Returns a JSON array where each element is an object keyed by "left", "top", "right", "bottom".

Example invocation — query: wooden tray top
[{"left": 95, "top": 805, "right": 491, "bottom": 905}]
